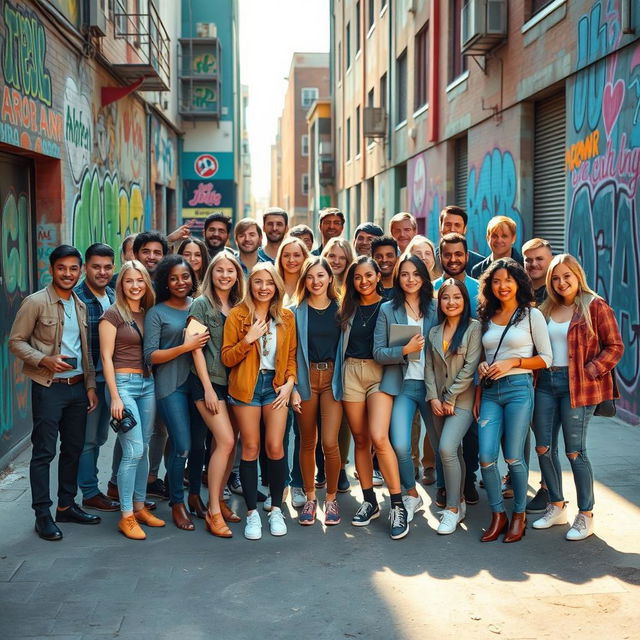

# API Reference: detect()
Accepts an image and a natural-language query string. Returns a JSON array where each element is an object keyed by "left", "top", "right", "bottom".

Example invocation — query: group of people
[{"left": 9, "top": 204, "right": 623, "bottom": 545}]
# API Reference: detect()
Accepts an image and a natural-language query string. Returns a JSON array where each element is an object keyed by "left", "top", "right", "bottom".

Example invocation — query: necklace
[
  {"left": 405, "top": 300, "right": 421, "bottom": 320},
  {"left": 260, "top": 319, "right": 272, "bottom": 356},
  {"left": 358, "top": 300, "right": 381, "bottom": 327},
  {"left": 310, "top": 301, "right": 332, "bottom": 315}
]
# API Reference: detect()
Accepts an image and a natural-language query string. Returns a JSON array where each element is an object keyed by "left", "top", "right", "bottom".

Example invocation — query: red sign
[{"left": 194, "top": 153, "right": 218, "bottom": 178}]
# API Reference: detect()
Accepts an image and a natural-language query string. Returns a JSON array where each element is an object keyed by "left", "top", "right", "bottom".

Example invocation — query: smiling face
[
  {"left": 305, "top": 264, "right": 331, "bottom": 297},
  {"left": 211, "top": 257, "right": 238, "bottom": 293},
  {"left": 440, "top": 242, "right": 467, "bottom": 277},
  {"left": 167, "top": 264, "right": 192, "bottom": 299},
  {"left": 236, "top": 225, "right": 261, "bottom": 254},
  {"left": 136, "top": 241, "right": 165, "bottom": 275},
  {"left": 353, "top": 262, "right": 380, "bottom": 297},
  {"left": 354, "top": 231, "right": 378, "bottom": 257},
  {"left": 319, "top": 215, "right": 344, "bottom": 243},
  {"left": 440, "top": 212, "right": 466, "bottom": 236},
  {"left": 122, "top": 269, "right": 146, "bottom": 303},
  {"left": 439, "top": 284, "right": 465, "bottom": 319},
  {"left": 205, "top": 221, "right": 229, "bottom": 250},
  {"left": 490, "top": 268, "right": 518, "bottom": 305},
  {"left": 550, "top": 262, "right": 580, "bottom": 303},
  {"left": 410, "top": 240, "right": 435, "bottom": 273},
  {"left": 488, "top": 225, "right": 516, "bottom": 259},
  {"left": 264, "top": 215, "right": 287, "bottom": 244},
  {"left": 325, "top": 245, "right": 348, "bottom": 276},
  {"left": 390, "top": 220, "right": 416, "bottom": 252},
  {"left": 372, "top": 244, "right": 397, "bottom": 278},
  {"left": 280, "top": 243, "right": 305, "bottom": 276},
  {"left": 84, "top": 254, "right": 114, "bottom": 292},
  {"left": 398, "top": 260, "right": 423, "bottom": 296},
  {"left": 251, "top": 270, "right": 276, "bottom": 304},
  {"left": 181, "top": 242, "right": 203, "bottom": 275},
  {"left": 50, "top": 256, "right": 82, "bottom": 292},
  {"left": 524, "top": 246, "right": 553, "bottom": 285}
]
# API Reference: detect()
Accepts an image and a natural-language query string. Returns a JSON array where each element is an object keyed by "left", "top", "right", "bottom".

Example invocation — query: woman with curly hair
[
  {"left": 143, "top": 255, "right": 210, "bottom": 531},
  {"left": 474, "top": 258, "right": 552, "bottom": 543}
]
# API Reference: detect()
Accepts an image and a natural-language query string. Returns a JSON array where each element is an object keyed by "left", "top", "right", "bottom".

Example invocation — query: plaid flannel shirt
[
  {"left": 567, "top": 297, "right": 623, "bottom": 408},
  {"left": 74, "top": 281, "right": 115, "bottom": 369}
]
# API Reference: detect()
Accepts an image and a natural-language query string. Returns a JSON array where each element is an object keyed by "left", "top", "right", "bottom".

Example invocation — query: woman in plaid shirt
[{"left": 531, "top": 254, "right": 623, "bottom": 541}]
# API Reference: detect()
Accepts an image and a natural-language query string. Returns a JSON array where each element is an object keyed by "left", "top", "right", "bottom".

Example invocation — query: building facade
[{"left": 331, "top": 0, "right": 640, "bottom": 424}]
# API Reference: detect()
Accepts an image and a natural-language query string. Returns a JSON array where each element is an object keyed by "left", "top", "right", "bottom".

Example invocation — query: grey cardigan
[
  {"left": 425, "top": 319, "right": 482, "bottom": 411},
  {"left": 372, "top": 299, "right": 437, "bottom": 396}
]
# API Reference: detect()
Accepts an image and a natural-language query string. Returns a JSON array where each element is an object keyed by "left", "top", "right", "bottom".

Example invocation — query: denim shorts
[
  {"left": 189, "top": 373, "right": 228, "bottom": 402},
  {"left": 229, "top": 370, "right": 277, "bottom": 407}
]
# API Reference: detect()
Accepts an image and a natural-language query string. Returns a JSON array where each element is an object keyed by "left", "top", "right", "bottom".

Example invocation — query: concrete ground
[{"left": 0, "top": 416, "right": 639, "bottom": 640}]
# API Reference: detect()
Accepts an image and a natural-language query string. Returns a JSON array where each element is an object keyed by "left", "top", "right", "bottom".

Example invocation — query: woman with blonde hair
[
  {"left": 100, "top": 260, "right": 165, "bottom": 539},
  {"left": 405, "top": 235, "right": 441, "bottom": 279},
  {"left": 177, "top": 237, "right": 210, "bottom": 288},
  {"left": 531, "top": 254, "right": 623, "bottom": 540},
  {"left": 275, "top": 236, "right": 310, "bottom": 305},
  {"left": 189, "top": 251, "right": 245, "bottom": 537},
  {"left": 322, "top": 237, "right": 355, "bottom": 294},
  {"left": 222, "top": 262, "right": 298, "bottom": 540}
]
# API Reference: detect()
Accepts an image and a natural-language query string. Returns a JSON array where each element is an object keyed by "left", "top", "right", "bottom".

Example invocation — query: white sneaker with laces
[
  {"left": 263, "top": 486, "right": 289, "bottom": 512},
  {"left": 244, "top": 510, "right": 262, "bottom": 540},
  {"left": 268, "top": 507, "right": 288, "bottom": 536},
  {"left": 402, "top": 494, "right": 423, "bottom": 523},
  {"left": 533, "top": 503, "right": 568, "bottom": 529},
  {"left": 566, "top": 513, "right": 594, "bottom": 541},
  {"left": 372, "top": 470, "right": 384, "bottom": 487},
  {"left": 437, "top": 509, "right": 459, "bottom": 535},
  {"left": 291, "top": 486, "right": 307, "bottom": 508},
  {"left": 458, "top": 500, "right": 467, "bottom": 523}
]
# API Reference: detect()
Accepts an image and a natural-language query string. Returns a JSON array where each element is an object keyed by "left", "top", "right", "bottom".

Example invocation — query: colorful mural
[{"left": 567, "top": 0, "right": 640, "bottom": 422}]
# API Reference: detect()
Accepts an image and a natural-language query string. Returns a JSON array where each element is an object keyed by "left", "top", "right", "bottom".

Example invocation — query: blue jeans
[
  {"left": 157, "top": 375, "right": 207, "bottom": 504},
  {"left": 229, "top": 371, "right": 277, "bottom": 407},
  {"left": 77, "top": 381, "right": 111, "bottom": 499},
  {"left": 479, "top": 375, "right": 534, "bottom": 513},
  {"left": 389, "top": 380, "right": 435, "bottom": 491},
  {"left": 533, "top": 368, "right": 596, "bottom": 511},
  {"left": 107, "top": 374, "right": 156, "bottom": 512}
]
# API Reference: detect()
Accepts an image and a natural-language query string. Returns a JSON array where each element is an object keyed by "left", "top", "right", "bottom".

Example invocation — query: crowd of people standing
[{"left": 9, "top": 204, "right": 623, "bottom": 544}]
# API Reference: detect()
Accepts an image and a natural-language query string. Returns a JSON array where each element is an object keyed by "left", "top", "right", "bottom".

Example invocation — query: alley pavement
[{"left": 1, "top": 416, "right": 639, "bottom": 640}]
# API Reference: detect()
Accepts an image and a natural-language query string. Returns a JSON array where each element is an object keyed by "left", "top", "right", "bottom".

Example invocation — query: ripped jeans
[
  {"left": 478, "top": 374, "right": 534, "bottom": 513},
  {"left": 157, "top": 375, "right": 207, "bottom": 505},
  {"left": 533, "top": 368, "right": 596, "bottom": 511}
]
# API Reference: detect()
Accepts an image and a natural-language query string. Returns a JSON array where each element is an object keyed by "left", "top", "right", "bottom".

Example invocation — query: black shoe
[
  {"left": 351, "top": 501, "right": 380, "bottom": 526},
  {"left": 35, "top": 515, "right": 63, "bottom": 541},
  {"left": 389, "top": 504, "right": 409, "bottom": 540},
  {"left": 526, "top": 487, "right": 550, "bottom": 514},
  {"left": 337, "top": 469, "right": 350, "bottom": 493},
  {"left": 55, "top": 504, "right": 101, "bottom": 525},
  {"left": 315, "top": 472, "right": 327, "bottom": 489},
  {"left": 146, "top": 478, "right": 166, "bottom": 499},
  {"left": 435, "top": 487, "right": 447, "bottom": 508},
  {"left": 464, "top": 483, "right": 480, "bottom": 505},
  {"left": 256, "top": 488, "right": 267, "bottom": 502}
]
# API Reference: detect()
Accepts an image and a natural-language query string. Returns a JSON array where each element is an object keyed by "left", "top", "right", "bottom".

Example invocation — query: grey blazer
[
  {"left": 425, "top": 319, "right": 482, "bottom": 411},
  {"left": 372, "top": 299, "right": 437, "bottom": 396}
]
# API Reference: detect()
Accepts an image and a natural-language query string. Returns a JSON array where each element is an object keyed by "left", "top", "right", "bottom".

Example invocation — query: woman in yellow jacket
[{"left": 222, "top": 262, "right": 298, "bottom": 540}]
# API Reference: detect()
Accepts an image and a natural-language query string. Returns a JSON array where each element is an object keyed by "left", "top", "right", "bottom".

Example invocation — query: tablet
[{"left": 389, "top": 323, "right": 421, "bottom": 361}]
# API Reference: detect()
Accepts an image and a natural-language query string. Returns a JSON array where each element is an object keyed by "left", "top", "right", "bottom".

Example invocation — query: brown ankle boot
[
  {"left": 219, "top": 499, "right": 242, "bottom": 523},
  {"left": 205, "top": 511, "right": 232, "bottom": 538},
  {"left": 503, "top": 512, "right": 527, "bottom": 543},
  {"left": 480, "top": 511, "right": 509, "bottom": 542},
  {"left": 172, "top": 503, "right": 195, "bottom": 531},
  {"left": 187, "top": 494, "right": 207, "bottom": 519}
]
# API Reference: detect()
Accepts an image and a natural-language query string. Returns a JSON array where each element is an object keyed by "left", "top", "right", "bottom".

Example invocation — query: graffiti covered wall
[{"left": 566, "top": 0, "right": 640, "bottom": 423}]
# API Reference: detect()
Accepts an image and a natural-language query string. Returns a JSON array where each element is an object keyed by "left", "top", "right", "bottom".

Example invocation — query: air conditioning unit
[
  {"left": 196, "top": 22, "right": 218, "bottom": 38},
  {"left": 363, "top": 107, "right": 386, "bottom": 138},
  {"left": 461, "top": 0, "right": 507, "bottom": 56},
  {"left": 86, "top": 0, "right": 108, "bottom": 37},
  {"left": 318, "top": 141, "right": 333, "bottom": 157}
]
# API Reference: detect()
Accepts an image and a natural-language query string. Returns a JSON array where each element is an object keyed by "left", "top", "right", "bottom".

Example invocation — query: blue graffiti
[{"left": 466, "top": 149, "right": 524, "bottom": 253}]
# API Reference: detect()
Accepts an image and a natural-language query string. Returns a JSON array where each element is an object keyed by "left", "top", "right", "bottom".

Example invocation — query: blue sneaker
[
  {"left": 324, "top": 500, "right": 341, "bottom": 526},
  {"left": 298, "top": 500, "right": 317, "bottom": 526}
]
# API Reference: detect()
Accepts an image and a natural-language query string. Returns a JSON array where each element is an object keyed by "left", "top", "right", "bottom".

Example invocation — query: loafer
[
  {"left": 107, "top": 481, "right": 119, "bottom": 501},
  {"left": 146, "top": 478, "right": 166, "bottom": 499},
  {"left": 421, "top": 467, "right": 436, "bottom": 486},
  {"left": 82, "top": 492, "right": 120, "bottom": 512},
  {"left": 56, "top": 504, "right": 101, "bottom": 525},
  {"left": 35, "top": 515, "right": 63, "bottom": 541}
]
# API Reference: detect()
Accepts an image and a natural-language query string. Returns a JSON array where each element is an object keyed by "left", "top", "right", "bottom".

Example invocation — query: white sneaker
[
  {"left": 458, "top": 500, "right": 467, "bottom": 523},
  {"left": 437, "top": 509, "right": 459, "bottom": 535},
  {"left": 268, "top": 507, "right": 288, "bottom": 536},
  {"left": 263, "top": 486, "right": 289, "bottom": 512},
  {"left": 223, "top": 485, "right": 232, "bottom": 501},
  {"left": 566, "top": 513, "right": 594, "bottom": 541},
  {"left": 402, "top": 494, "right": 423, "bottom": 523},
  {"left": 372, "top": 470, "right": 384, "bottom": 487},
  {"left": 533, "top": 503, "right": 568, "bottom": 529},
  {"left": 244, "top": 510, "right": 262, "bottom": 540},
  {"left": 291, "top": 486, "right": 307, "bottom": 508}
]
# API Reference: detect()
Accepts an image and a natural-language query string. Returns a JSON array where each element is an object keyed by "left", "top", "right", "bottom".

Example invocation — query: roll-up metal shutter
[
  {"left": 454, "top": 136, "right": 468, "bottom": 209},
  {"left": 533, "top": 92, "right": 566, "bottom": 252}
]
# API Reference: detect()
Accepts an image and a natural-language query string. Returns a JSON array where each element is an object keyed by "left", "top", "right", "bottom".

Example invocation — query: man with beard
[
  {"left": 437, "top": 206, "right": 485, "bottom": 275},
  {"left": 312, "top": 208, "right": 345, "bottom": 256},
  {"left": 523, "top": 238, "right": 553, "bottom": 305},
  {"left": 9, "top": 245, "right": 100, "bottom": 540},
  {"left": 132, "top": 231, "right": 169, "bottom": 277},
  {"left": 235, "top": 218, "right": 263, "bottom": 274},
  {"left": 353, "top": 222, "right": 384, "bottom": 256},
  {"left": 203, "top": 213, "right": 234, "bottom": 258},
  {"left": 371, "top": 236, "right": 398, "bottom": 299},
  {"left": 257, "top": 207, "right": 288, "bottom": 263}
]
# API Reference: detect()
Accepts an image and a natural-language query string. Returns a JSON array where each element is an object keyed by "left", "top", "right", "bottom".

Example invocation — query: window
[
  {"left": 301, "top": 134, "right": 309, "bottom": 157},
  {"left": 302, "top": 173, "right": 309, "bottom": 196},
  {"left": 449, "top": 0, "right": 468, "bottom": 82},
  {"left": 356, "top": 106, "right": 361, "bottom": 155},
  {"left": 346, "top": 22, "right": 351, "bottom": 69},
  {"left": 380, "top": 72, "right": 387, "bottom": 110},
  {"left": 368, "top": 0, "right": 375, "bottom": 30},
  {"left": 346, "top": 117, "right": 351, "bottom": 159},
  {"left": 396, "top": 49, "right": 407, "bottom": 124},
  {"left": 338, "top": 41, "right": 342, "bottom": 80},
  {"left": 356, "top": 1, "right": 361, "bottom": 53},
  {"left": 414, "top": 23, "right": 429, "bottom": 110},
  {"left": 367, "top": 88, "right": 374, "bottom": 107},
  {"left": 301, "top": 87, "right": 319, "bottom": 108},
  {"left": 381, "top": 0, "right": 387, "bottom": 9},
  {"left": 532, "top": 0, "right": 555, "bottom": 13}
]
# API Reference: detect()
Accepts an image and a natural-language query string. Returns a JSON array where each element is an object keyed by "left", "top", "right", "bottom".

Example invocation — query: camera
[
  {"left": 109, "top": 408, "right": 137, "bottom": 434},
  {"left": 481, "top": 377, "right": 493, "bottom": 390}
]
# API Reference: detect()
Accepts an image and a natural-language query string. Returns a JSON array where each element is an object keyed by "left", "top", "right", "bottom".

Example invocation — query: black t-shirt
[
  {"left": 308, "top": 301, "right": 340, "bottom": 362},
  {"left": 382, "top": 286, "right": 395, "bottom": 301},
  {"left": 345, "top": 302, "right": 382, "bottom": 359}
]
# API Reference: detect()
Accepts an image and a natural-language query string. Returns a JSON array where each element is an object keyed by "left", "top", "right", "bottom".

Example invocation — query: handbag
[{"left": 594, "top": 368, "right": 618, "bottom": 417}]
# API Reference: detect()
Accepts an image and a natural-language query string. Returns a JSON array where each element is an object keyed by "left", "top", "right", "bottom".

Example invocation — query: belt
[
  {"left": 51, "top": 374, "right": 84, "bottom": 385},
  {"left": 259, "top": 368, "right": 275, "bottom": 375},
  {"left": 548, "top": 366, "right": 568, "bottom": 371},
  {"left": 310, "top": 361, "right": 333, "bottom": 370}
]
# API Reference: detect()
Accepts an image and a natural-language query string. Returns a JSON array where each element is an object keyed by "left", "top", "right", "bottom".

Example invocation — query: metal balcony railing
[{"left": 112, "top": 0, "right": 171, "bottom": 91}]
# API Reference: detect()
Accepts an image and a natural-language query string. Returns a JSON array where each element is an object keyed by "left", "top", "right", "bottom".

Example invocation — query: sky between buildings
[{"left": 239, "top": 0, "right": 330, "bottom": 208}]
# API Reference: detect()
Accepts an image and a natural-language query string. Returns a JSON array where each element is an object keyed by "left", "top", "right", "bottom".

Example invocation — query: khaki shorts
[{"left": 342, "top": 358, "right": 383, "bottom": 402}]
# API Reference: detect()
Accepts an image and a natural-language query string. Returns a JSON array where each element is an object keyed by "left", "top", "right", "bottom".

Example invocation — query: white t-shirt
[
  {"left": 548, "top": 318, "right": 570, "bottom": 367},
  {"left": 405, "top": 315, "right": 425, "bottom": 381},
  {"left": 259, "top": 319, "right": 277, "bottom": 371}
]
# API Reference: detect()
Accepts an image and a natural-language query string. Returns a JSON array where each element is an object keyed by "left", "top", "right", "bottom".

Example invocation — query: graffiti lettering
[
  {"left": 119, "top": 106, "right": 145, "bottom": 180},
  {"left": 64, "top": 77, "right": 92, "bottom": 182},
  {"left": 193, "top": 87, "right": 217, "bottom": 109},
  {"left": 193, "top": 53, "right": 217, "bottom": 75},
  {"left": 188, "top": 183, "right": 222, "bottom": 207},
  {"left": 0, "top": 342, "right": 29, "bottom": 436},
  {"left": 36, "top": 223, "right": 57, "bottom": 287},
  {"left": 1, "top": 191, "right": 28, "bottom": 295},
  {"left": 565, "top": 130, "right": 600, "bottom": 172}
]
